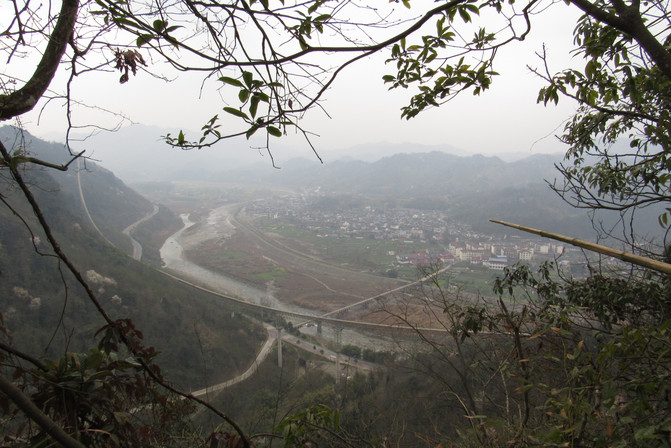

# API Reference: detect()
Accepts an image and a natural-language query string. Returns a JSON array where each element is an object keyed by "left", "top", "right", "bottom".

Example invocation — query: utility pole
[
  {"left": 275, "top": 317, "right": 283, "bottom": 369},
  {"left": 333, "top": 325, "right": 342, "bottom": 385},
  {"left": 277, "top": 327, "right": 283, "bottom": 368}
]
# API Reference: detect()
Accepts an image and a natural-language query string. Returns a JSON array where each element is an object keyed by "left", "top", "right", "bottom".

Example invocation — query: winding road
[
  {"left": 123, "top": 204, "right": 159, "bottom": 260},
  {"left": 191, "top": 333, "right": 276, "bottom": 398}
]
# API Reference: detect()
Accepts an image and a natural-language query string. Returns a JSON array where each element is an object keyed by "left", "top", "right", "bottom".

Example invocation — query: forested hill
[
  {"left": 0, "top": 126, "right": 156, "bottom": 251},
  {"left": 212, "top": 149, "right": 664, "bottom": 239},
  {"left": 211, "top": 150, "right": 603, "bottom": 237},
  {"left": 0, "top": 127, "right": 265, "bottom": 389}
]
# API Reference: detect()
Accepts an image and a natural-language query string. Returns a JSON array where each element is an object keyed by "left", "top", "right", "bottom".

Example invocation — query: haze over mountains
[
  {"left": 1, "top": 125, "right": 667, "bottom": 397},
  {"left": 61, "top": 124, "right": 599, "bottom": 235},
  {"left": 66, "top": 124, "right": 564, "bottom": 184},
  {"left": 13, "top": 124, "right": 666, "bottom": 240}
]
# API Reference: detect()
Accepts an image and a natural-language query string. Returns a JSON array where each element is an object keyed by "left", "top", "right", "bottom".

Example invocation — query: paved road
[
  {"left": 122, "top": 204, "right": 159, "bottom": 260},
  {"left": 191, "top": 325, "right": 378, "bottom": 400},
  {"left": 76, "top": 158, "right": 114, "bottom": 247},
  {"left": 191, "top": 331, "right": 276, "bottom": 398},
  {"left": 77, "top": 158, "right": 159, "bottom": 260},
  {"left": 279, "top": 333, "right": 377, "bottom": 371}
]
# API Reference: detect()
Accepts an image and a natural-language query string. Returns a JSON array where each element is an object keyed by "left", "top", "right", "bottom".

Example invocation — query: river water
[
  {"left": 159, "top": 207, "right": 403, "bottom": 351},
  {"left": 159, "top": 211, "right": 282, "bottom": 307}
]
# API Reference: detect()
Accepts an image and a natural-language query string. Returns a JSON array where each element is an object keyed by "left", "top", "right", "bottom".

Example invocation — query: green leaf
[
  {"left": 243, "top": 71, "right": 253, "bottom": 88},
  {"left": 308, "top": 0, "right": 325, "bottom": 14},
  {"left": 333, "top": 409, "right": 340, "bottom": 430},
  {"left": 88, "top": 370, "right": 113, "bottom": 382},
  {"left": 436, "top": 16, "right": 445, "bottom": 34},
  {"left": 239, "top": 89, "right": 250, "bottom": 103},
  {"left": 136, "top": 34, "right": 153, "bottom": 47},
  {"left": 255, "top": 91, "right": 270, "bottom": 103},
  {"left": 634, "top": 424, "right": 659, "bottom": 441},
  {"left": 267, "top": 126, "right": 282, "bottom": 137},
  {"left": 219, "top": 76, "right": 244, "bottom": 87},
  {"left": 464, "top": 4, "right": 479, "bottom": 13},
  {"left": 585, "top": 59, "right": 598, "bottom": 79},
  {"left": 84, "top": 351, "right": 105, "bottom": 369},
  {"left": 223, "top": 107, "right": 250, "bottom": 120},
  {"left": 246, "top": 125, "right": 259, "bottom": 139},
  {"left": 249, "top": 95, "right": 260, "bottom": 118},
  {"left": 153, "top": 19, "right": 166, "bottom": 32},
  {"left": 458, "top": 8, "right": 471, "bottom": 23},
  {"left": 113, "top": 17, "right": 141, "bottom": 29}
]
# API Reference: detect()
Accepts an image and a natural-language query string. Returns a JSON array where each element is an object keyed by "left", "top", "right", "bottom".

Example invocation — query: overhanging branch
[
  {"left": 0, "top": 0, "right": 79, "bottom": 120},
  {"left": 490, "top": 219, "right": 671, "bottom": 275}
]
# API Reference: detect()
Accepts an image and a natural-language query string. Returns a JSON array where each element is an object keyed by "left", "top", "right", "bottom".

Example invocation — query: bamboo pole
[{"left": 490, "top": 219, "right": 671, "bottom": 276}]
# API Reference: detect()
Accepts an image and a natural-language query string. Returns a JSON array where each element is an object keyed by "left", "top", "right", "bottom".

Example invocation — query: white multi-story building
[
  {"left": 519, "top": 249, "right": 534, "bottom": 261},
  {"left": 484, "top": 256, "right": 508, "bottom": 270}
]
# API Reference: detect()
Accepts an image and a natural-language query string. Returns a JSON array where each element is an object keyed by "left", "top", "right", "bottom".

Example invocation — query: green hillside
[{"left": 0, "top": 128, "right": 265, "bottom": 389}]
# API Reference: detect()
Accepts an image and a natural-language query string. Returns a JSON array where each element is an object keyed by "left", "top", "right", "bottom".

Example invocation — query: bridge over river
[
  {"left": 158, "top": 263, "right": 453, "bottom": 337},
  {"left": 157, "top": 207, "right": 456, "bottom": 337}
]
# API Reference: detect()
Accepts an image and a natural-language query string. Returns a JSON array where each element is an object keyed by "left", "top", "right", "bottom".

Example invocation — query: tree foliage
[
  {"left": 0, "top": 316, "right": 196, "bottom": 447},
  {"left": 1, "top": 0, "right": 669, "bottom": 201},
  {"left": 537, "top": 1, "right": 671, "bottom": 238},
  {"left": 382, "top": 261, "right": 671, "bottom": 447}
]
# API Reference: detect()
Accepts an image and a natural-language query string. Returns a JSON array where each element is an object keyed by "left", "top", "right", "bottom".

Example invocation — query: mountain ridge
[{"left": 33, "top": 124, "right": 564, "bottom": 183}]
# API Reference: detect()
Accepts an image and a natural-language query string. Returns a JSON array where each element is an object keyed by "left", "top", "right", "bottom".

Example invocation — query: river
[
  {"left": 159, "top": 205, "right": 404, "bottom": 351},
  {"left": 159, "top": 209, "right": 289, "bottom": 309}
]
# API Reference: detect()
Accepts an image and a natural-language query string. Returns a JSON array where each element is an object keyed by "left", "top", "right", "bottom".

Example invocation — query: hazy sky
[{"left": 12, "top": 1, "right": 582, "bottom": 158}]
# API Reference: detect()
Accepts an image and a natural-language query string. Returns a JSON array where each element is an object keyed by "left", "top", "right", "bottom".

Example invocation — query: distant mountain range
[
  {"left": 41, "top": 124, "right": 564, "bottom": 183},
  {"left": 4, "top": 124, "right": 664, "bottom": 395},
  {"left": 215, "top": 151, "right": 564, "bottom": 197}
]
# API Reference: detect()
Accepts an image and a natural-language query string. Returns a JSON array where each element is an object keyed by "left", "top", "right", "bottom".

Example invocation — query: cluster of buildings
[
  {"left": 246, "top": 197, "right": 571, "bottom": 271},
  {"left": 248, "top": 199, "right": 457, "bottom": 242},
  {"left": 396, "top": 239, "right": 565, "bottom": 270}
]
